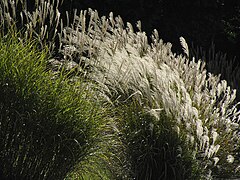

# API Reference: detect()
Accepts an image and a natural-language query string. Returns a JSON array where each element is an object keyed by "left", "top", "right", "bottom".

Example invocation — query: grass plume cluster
[
  {"left": 62, "top": 9, "right": 240, "bottom": 179},
  {"left": 190, "top": 42, "right": 240, "bottom": 102},
  {"left": 0, "top": 0, "right": 63, "bottom": 54},
  {"left": 1, "top": 0, "right": 240, "bottom": 179}
]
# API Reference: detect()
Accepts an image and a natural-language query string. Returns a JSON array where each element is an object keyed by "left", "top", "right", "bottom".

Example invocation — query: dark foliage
[{"left": 117, "top": 102, "right": 201, "bottom": 180}]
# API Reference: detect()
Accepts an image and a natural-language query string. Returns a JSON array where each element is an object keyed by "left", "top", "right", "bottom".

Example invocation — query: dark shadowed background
[{"left": 58, "top": 0, "right": 240, "bottom": 60}]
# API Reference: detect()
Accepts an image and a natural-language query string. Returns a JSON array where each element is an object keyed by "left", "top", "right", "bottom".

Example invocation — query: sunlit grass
[
  {"left": 1, "top": 0, "right": 240, "bottom": 179},
  {"left": 61, "top": 9, "right": 240, "bottom": 179},
  {"left": 0, "top": 31, "right": 116, "bottom": 179}
]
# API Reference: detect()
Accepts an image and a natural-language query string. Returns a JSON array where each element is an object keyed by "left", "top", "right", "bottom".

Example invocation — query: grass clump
[
  {"left": 116, "top": 101, "right": 202, "bottom": 180},
  {"left": 0, "top": 32, "right": 109, "bottom": 179},
  {"left": 2, "top": 0, "right": 240, "bottom": 179},
  {"left": 60, "top": 9, "right": 240, "bottom": 179}
]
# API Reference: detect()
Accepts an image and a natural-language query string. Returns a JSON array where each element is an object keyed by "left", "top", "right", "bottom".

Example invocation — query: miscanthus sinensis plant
[
  {"left": 60, "top": 9, "right": 240, "bottom": 179},
  {"left": 2, "top": 0, "right": 240, "bottom": 178}
]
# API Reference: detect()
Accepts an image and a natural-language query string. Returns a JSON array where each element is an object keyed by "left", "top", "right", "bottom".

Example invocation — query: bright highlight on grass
[{"left": 1, "top": 0, "right": 240, "bottom": 179}]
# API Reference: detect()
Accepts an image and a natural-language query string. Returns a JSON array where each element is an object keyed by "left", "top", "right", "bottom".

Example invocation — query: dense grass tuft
[
  {"left": 1, "top": 1, "right": 240, "bottom": 179},
  {"left": 116, "top": 100, "right": 202, "bottom": 180},
  {"left": 0, "top": 32, "right": 110, "bottom": 179},
  {"left": 61, "top": 9, "right": 240, "bottom": 179}
]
